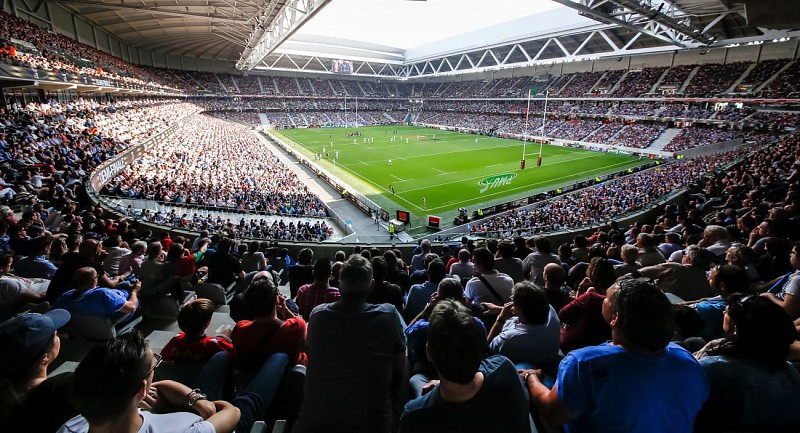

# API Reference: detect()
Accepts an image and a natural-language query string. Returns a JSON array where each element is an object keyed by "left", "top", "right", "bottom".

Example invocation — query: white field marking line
[
  {"left": 390, "top": 175, "right": 407, "bottom": 181},
  {"left": 486, "top": 163, "right": 504, "bottom": 168},
  {"left": 399, "top": 152, "right": 612, "bottom": 193},
  {"left": 330, "top": 159, "right": 441, "bottom": 211},
  {"left": 432, "top": 168, "right": 448, "bottom": 175},
  {"left": 422, "top": 160, "right": 643, "bottom": 212}
]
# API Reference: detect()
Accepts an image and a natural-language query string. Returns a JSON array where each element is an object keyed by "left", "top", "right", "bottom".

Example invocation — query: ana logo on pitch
[{"left": 479, "top": 173, "right": 516, "bottom": 193}]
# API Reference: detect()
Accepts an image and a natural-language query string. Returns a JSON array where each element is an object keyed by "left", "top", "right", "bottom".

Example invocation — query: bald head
[
  {"left": 72, "top": 266, "right": 98, "bottom": 291},
  {"left": 543, "top": 263, "right": 565, "bottom": 289}
]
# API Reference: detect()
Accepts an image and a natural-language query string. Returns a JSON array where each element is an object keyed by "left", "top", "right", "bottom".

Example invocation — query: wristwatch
[{"left": 186, "top": 389, "right": 207, "bottom": 407}]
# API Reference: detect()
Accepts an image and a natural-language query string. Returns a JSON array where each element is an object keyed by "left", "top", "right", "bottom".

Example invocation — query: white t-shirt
[
  {"left": 0, "top": 276, "right": 27, "bottom": 307},
  {"left": 57, "top": 410, "right": 215, "bottom": 433}
]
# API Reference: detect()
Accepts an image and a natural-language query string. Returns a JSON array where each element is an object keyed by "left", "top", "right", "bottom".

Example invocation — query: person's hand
[
  {"left": 421, "top": 379, "right": 440, "bottom": 396},
  {"left": 748, "top": 229, "right": 760, "bottom": 243},
  {"left": 480, "top": 302, "right": 503, "bottom": 315},
  {"left": 498, "top": 301, "right": 515, "bottom": 321},
  {"left": 518, "top": 368, "right": 542, "bottom": 386},
  {"left": 578, "top": 277, "right": 592, "bottom": 292},
  {"left": 218, "top": 326, "right": 233, "bottom": 339},
  {"left": 191, "top": 399, "right": 217, "bottom": 420},
  {"left": 276, "top": 294, "right": 292, "bottom": 318},
  {"left": 139, "top": 386, "right": 160, "bottom": 411},
  {"left": 132, "top": 280, "right": 142, "bottom": 292},
  {"left": 422, "top": 293, "right": 440, "bottom": 315}
]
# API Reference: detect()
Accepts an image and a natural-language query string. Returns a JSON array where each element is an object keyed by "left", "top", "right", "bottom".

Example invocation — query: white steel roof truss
[{"left": 237, "top": 0, "right": 331, "bottom": 70}]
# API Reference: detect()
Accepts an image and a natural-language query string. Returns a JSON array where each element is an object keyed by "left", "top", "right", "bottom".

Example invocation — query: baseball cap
[{"left": 0, "top": 309, "right": 71, "bottom": 373}]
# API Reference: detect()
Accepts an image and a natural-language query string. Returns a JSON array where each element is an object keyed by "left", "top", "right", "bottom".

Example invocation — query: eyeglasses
[{"left": 146, "top": 353, "right": 162, "bottom": 378}]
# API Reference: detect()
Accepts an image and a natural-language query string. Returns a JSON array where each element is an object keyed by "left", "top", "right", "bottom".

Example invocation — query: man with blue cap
[{"left": 0, "top": 309, "right": 76, "bottom": 433}]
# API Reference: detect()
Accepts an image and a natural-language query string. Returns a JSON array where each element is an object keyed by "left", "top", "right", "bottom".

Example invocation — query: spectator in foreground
[
  {"left": 287, "top": 247, "right": 314, "bottom": 299},
  {"left": 0, "top": 252, "right": 48, "bottom": 319},
  {"left": 54, "top": 267, "right": 140, "bottom": 322},
  {"left": 0, "top": 309, "right": 76, "bottom": 433},
  {"left": 694, "top": 295, "right": 800, "bottom": 431},
  {"left": 13, "top": 236, "right": 57, "bottom": 279},
  {"left": 58, "top": 331, "right": 284, "bottom": 433},
  {"left": 405, "top": 258, "right": 447, "bottom": 323},
  {"left": 405, "top": 278, "right": 485, "bottom": 398},
  {"left": 761, "top": 240, "right": 800, "bottom": 319},
  {"left": 161, "top": 298, "right": 233, "bottom": 363},
  {"left": 448, "top": 249, "right": 475, "bottom": 281},
  {"left": 485, "top": 281, "right": 561, "bottom": 366},
  {"left": 398, "top": 299, "right": 529, "bottom": 433},
  {"left": 522, "top": 277, "right": 708, "bottom": 433},
  {"left": 639, "top": 245, "right": 713, "bottom": 302},
  {"left": 293, "top": 254, "right": 406, "bottom": 433},
  {"left": 295, "top": 257, "right": 340, "bottom": 320},
  {"left": 231, "top": 277, "right": 307, "bottom": 369}
]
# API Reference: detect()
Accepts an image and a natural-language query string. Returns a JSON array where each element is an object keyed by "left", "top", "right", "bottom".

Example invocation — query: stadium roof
[{"left": 50, "top": 0, "right": 798, "bottom": 77}]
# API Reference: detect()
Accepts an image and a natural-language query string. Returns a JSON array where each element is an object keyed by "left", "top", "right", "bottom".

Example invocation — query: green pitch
[{"left": 273, "top": 125, "right": 649, "bottom": 232}]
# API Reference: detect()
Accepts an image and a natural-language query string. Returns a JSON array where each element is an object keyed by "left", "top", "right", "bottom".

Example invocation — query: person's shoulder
[
  {"left": 567, "top": 342, "right": 622, "bottom": 362},
  {"left": 56, "top": 415, "right": 87, "bottom": 433},
  {"left": 309, "top": 301, "right": 335, "bottom": 317},
  {"left": 233, "top": 319, "right": 255, "bottom": 332},
  {"left": 283, "top": 316, "right": 307, "bottom": 330},
  {"left": 408, "top": 282, "right": 426, "bottom": 291},
  {"left": 365, "top": 302, "right": 402, "bottom": 315},
  {"left": 664, "top": 342, "right": 702, "bottom": 364},
  {"left": 403, "top": 388, "right": 438, "bottom": 414},
  {"left": 406, "top": 319, "right": 430, "bottom": 335},
  {"left": 482, "top": 353, "right": 516, "bottom": 372}
]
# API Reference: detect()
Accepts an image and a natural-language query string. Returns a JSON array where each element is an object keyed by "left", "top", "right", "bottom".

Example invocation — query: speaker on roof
[{"left": 745, "top": 0, "right": 800, "bottom": 29}]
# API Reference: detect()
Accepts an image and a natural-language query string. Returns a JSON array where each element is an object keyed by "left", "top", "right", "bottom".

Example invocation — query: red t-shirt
[
  {"left": 232, "top": 317, "right": 308, "bottom": 367},
  {"left": 160, "top": 332, "right": 233, "bottom": 363}
]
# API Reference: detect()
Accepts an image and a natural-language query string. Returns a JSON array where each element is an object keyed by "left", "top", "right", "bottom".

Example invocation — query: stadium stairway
[
  {"left": 726, "top": 63, "right": 758, "bottom": 93},
  {"left": 648, "top": 128, "right": 683, "bottom": 152},
  {"left": 678, "top": 66, "right": 700, "bottom": 94}
]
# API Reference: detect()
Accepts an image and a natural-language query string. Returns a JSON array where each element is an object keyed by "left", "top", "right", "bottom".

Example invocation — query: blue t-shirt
[
  {"left": 54, "top": 287, "right": 128, "bottom": 316},
  {"left": 694, "top": 297, "right": 726, "bottom": 342},
  {"left": 557, "top": 342, "right": 709, "bottom": 433}
]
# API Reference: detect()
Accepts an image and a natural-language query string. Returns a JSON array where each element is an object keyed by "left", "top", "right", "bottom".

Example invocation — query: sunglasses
[{"left": 145, "top": 353, "right": 163, "bottom": 378}]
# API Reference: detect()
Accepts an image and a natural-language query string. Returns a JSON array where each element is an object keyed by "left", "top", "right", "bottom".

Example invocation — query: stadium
[{"left": 0, "top": 0, "right": 799, "bottom": 431}]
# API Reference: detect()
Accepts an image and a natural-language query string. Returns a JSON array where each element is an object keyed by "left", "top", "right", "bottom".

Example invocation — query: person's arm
[
  {"left": 118, "top": 281, "right": 141, "bottom": 314},
  {"left": 17, "top": 289, "right": 45, "bottom": 304},
  {"left": 276, "top": 293, "right": 296, "bottom": 320},
  {"left": 204, "top": 401, "right": 240, "bottom": 433},
  {"left": 147, "top": 381, "right": 240, "bottom": 433},
  {"left": 520, "top": 370, "right": 577, "bottom": 428},
  {"left": 486, "top": 301, "right": 514, "bottom": 344},
  {"left": 408, "top": 292, "right": 439, "bottom": 326},
  {"left": 762, "top": 292, "right": 800, "bottom": 318}
]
